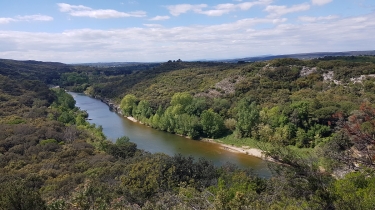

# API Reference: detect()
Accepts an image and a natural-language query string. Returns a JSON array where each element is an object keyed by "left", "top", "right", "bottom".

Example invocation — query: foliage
[
  {"left": 332, "top": 170, "right": 375, "bottom": 209},
  {"left": 106, "top": 136, "right": 137, "bottom": 159},
  {"left": 0, "top": 179, "right": 47, "bottom": 210},
  {"left": 235, "top": 98, "right": 260, "bottom": 138},
  {"left": 336, "top": 102, "right": 375, "bottom": 167},
  {"left": 201, "top": 109, "right": 226, "bottom": 138},
  {"left": 120, "top": 94, "right": 137, "bottom": 116},
  {"left": 2, "top": 57, "right": 375, "bottom": 209}
]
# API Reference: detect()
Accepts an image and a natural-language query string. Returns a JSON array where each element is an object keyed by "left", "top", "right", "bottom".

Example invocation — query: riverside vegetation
[{"left": 0, "top": 57, "right": 375, "bottom": 209}]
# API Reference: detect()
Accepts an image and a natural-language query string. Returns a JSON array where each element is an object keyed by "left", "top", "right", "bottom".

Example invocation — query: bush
[{"left": 40, "top": 139, "right": 58, "bottom": 145}]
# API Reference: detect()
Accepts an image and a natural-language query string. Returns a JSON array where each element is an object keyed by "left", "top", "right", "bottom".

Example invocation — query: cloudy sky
[{"left": 0, "top": 0, "right": 374, "bottom": 63}]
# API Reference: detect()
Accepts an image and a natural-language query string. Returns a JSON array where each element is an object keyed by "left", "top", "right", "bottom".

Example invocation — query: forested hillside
[
  {"left": 1, "top": 57, "right": 375, "bottom": 209},
  {"left": 61, "top": 56, "right": 375, "bottom": 169}
]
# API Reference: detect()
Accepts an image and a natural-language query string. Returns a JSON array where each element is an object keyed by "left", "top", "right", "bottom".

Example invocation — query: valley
[{"left": 1, "top": 55, "right": 375, "bottom": 209}]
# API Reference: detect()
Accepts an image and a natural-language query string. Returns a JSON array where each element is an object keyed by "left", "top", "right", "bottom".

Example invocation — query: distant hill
[
  {"left": 2, "top": 50, "right": 375, "bottom": 65},
  {"left": 0, "top": 58, "right": 67, "bottom": 68},
  {"left": 71, "top": 62, "right": 161, "bottom": 68},
  {"left": 0, "top": 58, "right": 72, "bottom": 84},
  {"left": 219, "top": 50, "right": 375, "bottom": 63}
]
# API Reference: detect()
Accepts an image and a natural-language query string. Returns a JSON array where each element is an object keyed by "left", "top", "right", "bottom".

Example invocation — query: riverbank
[
  {"left": 70, "top": 92, "right": 272, "bottom": 177},
  {"left": 124, "top": 116, "right": 275, "bottom": 162},
  {"left": 126, "top": 116, "right": 138, "bottom": 123},
  {"left": 90, "top": 93, "right": 274, "bottom": 163},
  {"left": 202, "top": 138, "right": 276, "bottom": 162}
]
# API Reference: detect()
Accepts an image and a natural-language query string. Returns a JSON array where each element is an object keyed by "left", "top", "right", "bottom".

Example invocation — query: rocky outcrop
[
  {"left": 195, "top": 76, "right": 244, "bottom": 98},
  {"left": 323, "top": 71, "right": 342, "bottom": 85},
  {"left": 350, "top": 74, "right": 375, "bottom": 83},
  {"left": 300, "top": 66, "right": 317, "bottom": 77},
  {"left": 93, "top": 95, "right": 122, "bottom": 114}
]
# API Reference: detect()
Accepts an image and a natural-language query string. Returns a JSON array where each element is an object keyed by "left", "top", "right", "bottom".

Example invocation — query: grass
[
  {"left": 286, "top": 146, "right": 316, "bottom": 159},
  {"left": 217, "top": 134, "right": 319, "bottom": 162}
]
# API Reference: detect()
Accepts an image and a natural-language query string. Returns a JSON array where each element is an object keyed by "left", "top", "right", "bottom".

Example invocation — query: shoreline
[
  {"left": 126, "top": 116, "right": 138, "bottom": 123},
  {"left": 125, "top": 116, "right": 276, "bottom": 163},
  {"left": 201, "top": 138, "right": 276, "bottom": 163},
  {"left": 76, "top": 93, "right": 276, "bottom": 163}
]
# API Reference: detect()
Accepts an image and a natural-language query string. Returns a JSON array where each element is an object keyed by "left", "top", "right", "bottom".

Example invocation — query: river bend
[{"left": 70, "top": 92, "right": 271, "bottom": 177}]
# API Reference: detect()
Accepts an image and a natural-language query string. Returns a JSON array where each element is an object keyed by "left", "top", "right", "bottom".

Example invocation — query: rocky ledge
[{"left": 93, "top": 95, "right": 122, "bottom": 114}]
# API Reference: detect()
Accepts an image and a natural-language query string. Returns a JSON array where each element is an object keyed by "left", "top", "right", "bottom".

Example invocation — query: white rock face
[
  {"left": 300, "top": 66, "right": 317, "bottom": 77},
  {"left": 350, "top": 74, "right": 375, "bottom": 83},
  {"left": 323, "top": 71, "right": 341, "bottom": 85}
]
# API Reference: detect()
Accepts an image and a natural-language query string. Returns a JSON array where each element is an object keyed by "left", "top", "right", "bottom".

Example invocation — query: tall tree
[
  {"left": 235, "top": 98, "right": 260, "bottom": 138},
  {"left": 133, "top": 100, "right": 152, "bottom": 120},
  {"left": 201, "top": 109, "right": 225, "bottom": 138},
  {"left": 120, "top": 94, "right": 137, "bottom": 116},
  {"left": 170, "top": 92, "right": 193, "bottom": 111}
]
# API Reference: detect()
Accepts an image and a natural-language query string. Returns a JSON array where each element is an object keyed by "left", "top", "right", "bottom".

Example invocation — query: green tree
[
  {"left": 120, "top": 94, "right": 137, "bottom": 116},
  {"left": 107, "top": 136, "right": 137, "bottom": 159},
  {"left": 58, "top": 111, "right": 75, "bottom": 124},
  {"left": 170, "top": 92, "right": 193, "bottom": 111},
  {"left": 0, "top": 180, "right": 47, "bottom": 210},
  {"left": 235, "top": 99, "right": 260, "bottom": 138},
  {"left": 201, "top": 109, "right": 225, "bottom": 138},
  {"left": 52, "top": 88, "right": 76, "bottom": 110},
  {"left": 121, "top": 154, "right": 168, "bottom": 204},
  {"left": 76, "top": 113, "right": 88, "bottom": 126},
  {"left": 212, "top": 98, "right": 230, "bottom": 116},
  {"left": 133, "top": 100, "right": 152, "bottom": 120},
  {"left": 332, "top": 171, "right": 375, "bottom": 210},
  {"left": 295, "top": 128, "right": 309, "bottom": 148},
  {"left": 290, "top": 101, "right": 310, "bottom": 128},
  {"left": 185, "top": 97, "right": 208, "bottom": 116}
]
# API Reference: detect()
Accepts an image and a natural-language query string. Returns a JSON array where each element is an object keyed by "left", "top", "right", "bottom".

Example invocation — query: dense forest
[{"left": 0, "top": 57, "right": 375, "bottom": 209}]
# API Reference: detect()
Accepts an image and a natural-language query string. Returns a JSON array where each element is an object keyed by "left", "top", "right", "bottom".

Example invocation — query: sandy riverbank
[
  {"left": 202, "top": 139, "right": 276, "bottom": 162},
  {"left": 126, "top": 116, "right": 138, "bottom": 122}
]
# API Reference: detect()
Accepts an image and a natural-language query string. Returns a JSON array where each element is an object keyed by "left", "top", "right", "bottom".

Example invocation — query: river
[{"left": 70, "top": 92, "right": 271, "bottom": 177}]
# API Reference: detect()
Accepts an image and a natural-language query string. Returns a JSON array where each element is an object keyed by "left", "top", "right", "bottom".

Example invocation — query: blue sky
[{"left": 0, "top": 0, "right": 374, "bottom": 63}]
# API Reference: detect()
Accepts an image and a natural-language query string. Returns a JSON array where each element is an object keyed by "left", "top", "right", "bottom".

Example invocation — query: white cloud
[
  {"left": 58, "top": 3, "right": 91, "bottom": 12},
  {"left": 143, "top": 24, "right": 163, "bottom": 27},
  {"left": 198, "top": 9, "right": 232, "bottom": 16},
  {"left": 0, "top": 15, "right": 53, "bottom": 24},
  {"left": 70, "top": 10, "right": 146, "bottom": 18},
  {"left": 16, "top": 15, "right": 54, "bottom": 22},
  {"left": 237, "top": 0, "right": 273, "bottom": 10},
  {"left": 208, "top": 17, "right": 284, "bottom": 31},
  {"left": 0, "top": 12, "right": 374, "bottom": 63},
  {"left": 57, "top": 3, "right": 146, "bottom": 18},
  {"left": 311, "top": 0, "right": 333, "bottom": 6},
  {"left": 265, "top": 3, "right": 310, "bottom": 18},
  {"left": 238, "top": 2, "right": 259, "bottom": 10},
  {"left": 149, "top": 15, "right": 170, "bottom": 21},
  {"left": 0, "top": 18, "right": 16, "bottom": 24},
  {"left": 299, "top": 15, "right": 339, "bottom": 22},
  {"left": 167, "top": 0, "right": 272, "bottom": 17},
  {"left": 166, "top": 4, "right": 207, "bottom": 16},
  {"left": 272, "top": 18, "right": 288, "bottom": 24}
]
